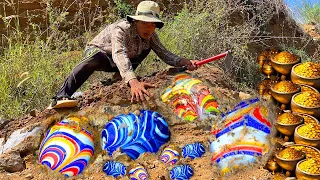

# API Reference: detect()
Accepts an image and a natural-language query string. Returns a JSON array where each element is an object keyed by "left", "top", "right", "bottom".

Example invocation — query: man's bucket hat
[{"left": 127, "top": 1, "right": 164, "bottom": 29}]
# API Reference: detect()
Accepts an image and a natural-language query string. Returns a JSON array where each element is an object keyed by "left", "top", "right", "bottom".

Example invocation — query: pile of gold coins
[
  {"left": 257, "top": 49, "right": 320, "bottom": 178},
  {"left": 294, "top": 62, "right": 320, "bottom": 78},
  {"left": 298, "top": 159, "right": 320, "bottom": 174},
  {"left": 277, "top": 113, "right": 303, "bottom": 124},
  {"left": 272, "top": 52, "right": 299, "bottom": 63},
  {"left": 289, "top": 145, "right": 320, "bottom": 159},
  {"left": 301, "top": 85, "right": 319, "bottom": 93},
  {"left": 277, "top": 147, "right": 305, "bottom": 159},
  {"left": 293, "top": 91, "right": 320, "bottom": 107},
  {"left": 273, "top": 81, "right": 299, "bottom": 93},
  {"left": 295, "top": 114, "right": 319, "bottom": 125},
  {"left": 297, "top": 124, "right": 320, "bottom": 139}
]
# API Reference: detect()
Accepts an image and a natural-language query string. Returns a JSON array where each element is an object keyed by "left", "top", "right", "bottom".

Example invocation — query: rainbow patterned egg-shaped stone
[
  {"left": 160, "top": 146, "right": 180, "bottom": 165},
  {"left": 101, "top": 110, "right": 170, "bottom": 160},
  {"left": 129, "top": 164, "right": 148, "bottom": 180},
  {"left": 39, "top": 118, "right": 94, "bottom": 177},
  {"left": 103, "top": 161, "right": 126, "bottom": 178},
  {"left": 170, "top": 164, "right": 194, "bottom": 180},
  {"left": 182, "top": 142, "right": 205, "bottom": 159}
]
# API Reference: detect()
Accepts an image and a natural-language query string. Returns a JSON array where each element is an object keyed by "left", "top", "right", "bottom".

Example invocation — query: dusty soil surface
[{"left": 0, "top": 66, "right": 276, "bottom": 180}]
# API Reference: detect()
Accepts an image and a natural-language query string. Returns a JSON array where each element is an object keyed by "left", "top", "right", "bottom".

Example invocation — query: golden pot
[
  {"left": 294, "top": 124, "right": 320, "bottom": 149},
  {"left": 258, "top": 84, "right": 266, "bottom": 95},
  {"left": 270, "top": 84, "right": 300, "bottom": 104},
  {"left": 263, "top": 62, "right": 275, "bottom": 78},
  {"left": 291, "top": 63, "right": 320, "bottom": 89},
  {"left": 300, "top": 84, "right": 319, "bottom": 94},
  {"left": 291, "top": 93, "right": 320, "bottom": 119},
  {"left": 267, "top": 159, "right": 279, "bottom": 173},
  {"left": 292, "top": 112, "right": 320, "bottom": 125},
  {"left": 286, "top": 144, "right": 320, "bottom": 159},
  {"left": 275, "top": 151, "right": 305, "bottom": 171},
  {"left": 271, "top": 58, "right": 300, "bottom": 75},
  {"left": 296, "top": 160, "right": 320, "bottom": 180},
  {"left": 275, "top": 118, "right": 303, "bottom": 137}
]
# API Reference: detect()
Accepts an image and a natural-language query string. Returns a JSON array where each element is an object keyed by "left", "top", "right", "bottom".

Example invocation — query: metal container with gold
[
  {"left": 271, "top": 81, "right": 301, "bottom": 110},
  {"left": 271, "top": 52, "right": 300, "bottom": 80},
  {"left": 275, "top": 112, "right": 304, "bottom": 141},
  {"left": 291, "top": 62, "right": 320, "bottom": 89},
  {"left": 286, "top": 144, "right": 320, "bottom": 159},
  {"left": 292, "top": 112, "right": 319, "bottom": 125},
  {"left": 300, "top": 84, "right": 319, "bottom": 94},
  {"left": 263, "top": 61, "right": 275, "bottom": 78},
  {"left": 291, "top": 92, "right": 320, "bottom": 119},
  {"left": 267, "top": 159, "right": 280, "bottom": 174},
  {"left": 296, "top": 159, "right": 320, "bottom": 180},
  {"left": 294, "top": 124, "right": 320, "bottom": 149},
  {"left": 275, "top": 147, "right": 306, "bottom": 176}
]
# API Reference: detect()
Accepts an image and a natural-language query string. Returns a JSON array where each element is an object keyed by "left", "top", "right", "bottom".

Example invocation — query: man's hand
[
  {"left": 129, "top": 79, "right": 155, "bottom": 103},
  {"left": 179, "top": 59, "right": 200, "bottom": 71}
]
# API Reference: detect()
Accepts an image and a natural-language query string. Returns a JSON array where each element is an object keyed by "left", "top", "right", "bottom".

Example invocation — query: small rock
[
  {"left": 29, "top": 109, "right": 37, "bottom": 117},
  {"left": 25, "top": 173, "right": 33, "bottom": 179},
  {"left": 239, "top": 92, "right": 252, "bottom": 100},
  {"left": 0, "top": 117, "right": 9, "bottom": 129},
  {"left": 0, "top": 151, "right": 25, "bottom": 172}
]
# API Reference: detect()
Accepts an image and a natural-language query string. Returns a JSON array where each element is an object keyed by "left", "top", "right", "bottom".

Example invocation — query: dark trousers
[{"left": 55, "top": 47, "right": 151, "bottom": 98}]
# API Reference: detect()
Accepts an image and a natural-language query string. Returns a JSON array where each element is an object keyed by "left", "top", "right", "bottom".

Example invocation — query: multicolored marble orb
[
  {"left": 160, "top": 146, "right": 180, "bottom": 165},
  {"left": 39, "top": 117, "right": 94, "bottom": 177},
  {"left": 129, "top": 164, "right": 148, "bottom": 180},
  {"left": 170, "top": 164, "right": 194, "bottom": 180},
  {"left": 161, "top": 73, "right": 220, "bottom": 122},
  {"left": 210, "top": 98, "right": 273, "bottom": 175},
  {"left": 103, "top": 161, "right": 126, "bottom": 178},
  {"left": 182, "top": 142, "right": 205, "bottom": 159},
  {"left": 101, "top": 110, "right": 170, "bottom": 160}
]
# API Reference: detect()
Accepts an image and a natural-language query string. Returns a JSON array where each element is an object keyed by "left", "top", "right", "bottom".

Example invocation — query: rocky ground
[{"left": 0, "top": 66, "right": 281, "bottom": 180}]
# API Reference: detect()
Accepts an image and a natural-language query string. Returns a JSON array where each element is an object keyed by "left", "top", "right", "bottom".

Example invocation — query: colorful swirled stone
[
  {"left": 160, "top": 146, "right": 180, "bottom": 165},
  {"left": 101, "top": 110, "right": 170, "bottom": 160},
  {"left": 161, "top": 73, "right": 220, "bottom": 122},
  {"left": 210, "top": 98, "right": 273, "bottom": 175},
  {"left": 103, "top": 161, "right": 126, "bottom": 178},
  {"left": 129, "top": 164, "right": 148, "bottom": 180},
  {"left": 182, "top": 142, "right": 205, "bottom": 159},
  {"left": 170, "top": 165, "right": 194, "bottom": 180},
  {"left": 39, "top": 117, "right": 94, "bottom": 177}
]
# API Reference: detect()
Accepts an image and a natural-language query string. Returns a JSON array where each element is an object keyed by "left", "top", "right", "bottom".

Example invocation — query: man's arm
[
  {"left": 111, "top": 26, "right": 137, "bottom": 84},
  {"left": 150, "top": 32, "right": 184, "bottom": 67}
]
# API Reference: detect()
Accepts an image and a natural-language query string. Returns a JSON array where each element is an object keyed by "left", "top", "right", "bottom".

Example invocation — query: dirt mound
[{"left": 0, "top": 66, "right": 276, "bottom": 179}]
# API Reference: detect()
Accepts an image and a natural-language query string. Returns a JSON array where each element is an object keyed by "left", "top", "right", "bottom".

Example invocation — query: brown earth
[{"left": 0, "top": 66, "right": 279, "bottom": 180}]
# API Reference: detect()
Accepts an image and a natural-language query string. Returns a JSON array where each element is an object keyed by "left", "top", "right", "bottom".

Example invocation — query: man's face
[{"left": 135, "top": 20, "right": 157, "bottom": 39}]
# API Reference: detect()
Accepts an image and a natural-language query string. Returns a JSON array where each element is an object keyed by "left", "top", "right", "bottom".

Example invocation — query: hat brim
[{"left": 127, "top": 15, "right": 164, "bottom": 29}]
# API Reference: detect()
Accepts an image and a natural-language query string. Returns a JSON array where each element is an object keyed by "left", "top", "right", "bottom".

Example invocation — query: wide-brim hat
[{"left": 127, "top": 1, "right": 164, "bottom": 29}]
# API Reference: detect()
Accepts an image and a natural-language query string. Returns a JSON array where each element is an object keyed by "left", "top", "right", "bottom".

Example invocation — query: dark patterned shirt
[{"left": 88, "top": 19, "right": 183, "bottom": 83}]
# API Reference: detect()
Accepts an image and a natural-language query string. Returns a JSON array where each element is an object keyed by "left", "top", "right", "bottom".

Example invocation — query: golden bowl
[
  {"left": 296, "top": 160, "right": 320, "bottom": 180},
  {"left": 258, "top": 84, "right": 267, "bottom": 95},
  {"left": 267, "top": 159, "right": 279, "bottom": 173},
  {"left": 275, "top": 113, "right": 304, "bottom": 137},
  {"left": 292, "top": 112, "right": 320, "bottom": 125},
  {"left": 291, "top": 63, "right": 320, "bottom": 89},
  {"left": 271, "top": 83, "right": 300, "bottom": 104},
  {"left": 263, "top": 62, "right": 275, "bottom": 77},
  {"left": 294, "top": 124, "right": 320, "bottom": 149},
  {"left": 300, "top": 84, "right": 319, "bottom": 94},
  {"left": 286, "top": 144, "right": 320, "bottom": 159},
  {"left": 275, "top": 149, "right": 305, "bottom": 171},
  {"left": 271, "top": 52, "right": 300, "bottom": 75},
  {"left": 291, "top": 93, "right": 320, "bottom": 119}
]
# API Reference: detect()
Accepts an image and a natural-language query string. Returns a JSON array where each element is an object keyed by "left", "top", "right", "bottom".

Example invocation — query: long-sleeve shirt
[{"left": 88, "top": 19, "right": 183, "bottom": 83}]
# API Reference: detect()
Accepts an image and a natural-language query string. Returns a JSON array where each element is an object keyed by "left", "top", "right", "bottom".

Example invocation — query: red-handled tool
[{"left": 169, "top": 50, "right": 232, "bottom": 74}]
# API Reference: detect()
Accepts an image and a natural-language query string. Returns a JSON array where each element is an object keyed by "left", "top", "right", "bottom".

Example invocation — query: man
[{"left": 50, "top": 1, "right": 199, "bottom": 108}]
